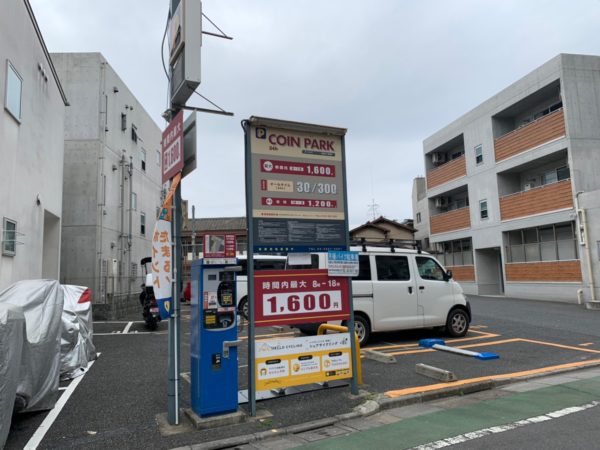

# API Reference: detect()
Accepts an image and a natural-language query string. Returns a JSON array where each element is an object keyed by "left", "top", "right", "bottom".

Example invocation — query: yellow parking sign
[{"left": 255, "top": 333, "right": 352, "bottom": 391}]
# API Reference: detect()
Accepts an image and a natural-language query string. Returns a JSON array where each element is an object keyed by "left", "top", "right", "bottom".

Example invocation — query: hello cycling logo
[{"left": 255, "top": 127, "right": 267, "bottom": 139}]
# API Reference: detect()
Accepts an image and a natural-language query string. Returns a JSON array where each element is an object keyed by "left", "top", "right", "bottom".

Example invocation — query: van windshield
[
  {"left": 285, "top": 254, "right": 319, "bottom": 270},
  {"left": 238, "top": 258, "right": 286, "bottom": 276}
]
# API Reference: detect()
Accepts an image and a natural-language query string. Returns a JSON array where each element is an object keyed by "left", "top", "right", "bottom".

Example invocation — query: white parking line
[
  {"left": 24, "top": 353, "right": 101, "bottom": 450},
  {"left": 94, "top": 331, "right": 168, "bottom": 336},
  {"left": 122, "top": 321, "right": 133, "bottom": 334},
  {"left": 93, "top": 321, "right": 144, "bottom": 324}
]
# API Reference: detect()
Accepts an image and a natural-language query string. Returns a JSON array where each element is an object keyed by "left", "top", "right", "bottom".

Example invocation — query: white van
[
  {"left": 291, "top": 247, "right": 471, "bottom": 345},
  {"left": 236, "top": 255, "right": 287, "bottom": 319}
]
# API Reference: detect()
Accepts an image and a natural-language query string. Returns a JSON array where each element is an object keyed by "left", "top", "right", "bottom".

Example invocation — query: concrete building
[
  {"left": 53, "top": 53, "right": 163, "bottom": 318},
  {"left": 413, "top": 54, "right": 600, "bottom": 306},
  {"left": 0, "top": 0, "right": 68, "bottom": 290}
]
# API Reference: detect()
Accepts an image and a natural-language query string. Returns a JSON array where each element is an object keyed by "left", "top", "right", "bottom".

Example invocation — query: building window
[
  {"left": 416, "top": 212, "right": 421, "bottom": 224},
  {"left": 475, "top": 145, "right": 483, "bottom": 165},
  {"left": 121, "top": 113, "right": 127, "bottom": 131},
  {"left": 480, "top": 200, "right": 488, "bottom": 220},
  {"left": 140, "top": 212, "right": 146, "bottom": 235},
  {"left": 542, "top": 166, "right": 570, "bottom": 185},
  {"left": 141, "top": 148, "right": 146, "bottom": 172},
  {"left": 5, "top": 61, "right": 22, "bottom": 121},
  {"left": 131, "top": 192, "right": 137, "bottom": 210},
  {"left": 156, "top": 149, "right": 161, "bottom": 166},
  {"left": 131, "top": 123, "right": 138, "bottom": 143},
  {"left": 506, "top": 222, "right": 578, "bottom": 263},
  {"left": 436, "top": 238, "right": 472, "bottom": 267},
  {"left": 2, "top": 218, "right": 17, "bottom": 256}
]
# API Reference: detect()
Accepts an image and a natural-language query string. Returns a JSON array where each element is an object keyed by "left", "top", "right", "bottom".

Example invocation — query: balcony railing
[
  {"left": 499, "top": 179, "right": 573, "bottom": 221},
  {"left": 426, "top": 154, "right": 466, "bottom": 189},
  {"left": 430, "top": 206, "right": 471, "bottom": 235},
  {"left": 505, "top": 260, "right": 582, "bottom": 282},
  {"left": 446, "top": 265, "right": 475, "bottom": 282},
  {"left": 494, "top": 108, "right": 566, "bottom": 162}
]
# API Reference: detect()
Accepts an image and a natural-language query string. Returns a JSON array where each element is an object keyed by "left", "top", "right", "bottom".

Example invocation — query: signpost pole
[
  {"left": 243, "top": 120, "right": 257, "bottom": 417},
  {"left": 167, "top": 182, "right": 182, "bottom": 425},
  {"left": 341, "top": 135, "right": 359, "bottom": 395}
]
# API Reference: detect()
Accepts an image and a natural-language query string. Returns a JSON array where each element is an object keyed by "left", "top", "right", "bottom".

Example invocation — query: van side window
[
  {"left": 375, "top": 255, "right": 410, "bottom": 281},
  {"left": 288, "top": 254, "right": 319, "bottom": 270},
  {"left": 239, "top": 260, "right": 248, "bottom": 276},
  {"left": 416, "top": 257, "right": 445, "bottom": 281},
  {"left": 353, "top": 255, "right": 371, "bottom": 281},
  {"left": 255, "top": 260, "right": 286, "bottom": 271}
]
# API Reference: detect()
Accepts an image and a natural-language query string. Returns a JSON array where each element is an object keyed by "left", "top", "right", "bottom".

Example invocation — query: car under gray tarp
[
  {"left": 0, "top": 279, "right": 64, "bottom": 413},
  {"left": 0, "top": 303, "right": 26, "bottom": 448},
  {"left": 60, "top": 285, "right": 97, "bottom": 380}
]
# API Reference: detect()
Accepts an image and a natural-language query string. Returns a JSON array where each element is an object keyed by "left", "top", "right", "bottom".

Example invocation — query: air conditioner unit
[
  {"left": 524, "top": 183, "right": 533, "bottom": 191},
  {"left": 432, "top": 153, "right": 447, "bottom": 164},
  {"left": 435, "top": 197, "right": 448, "bottom": 208}
]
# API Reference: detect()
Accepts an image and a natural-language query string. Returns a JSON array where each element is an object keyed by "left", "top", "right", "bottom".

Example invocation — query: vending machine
[{"left": 190, "top": 259, "right": 241, "bottom": 417}]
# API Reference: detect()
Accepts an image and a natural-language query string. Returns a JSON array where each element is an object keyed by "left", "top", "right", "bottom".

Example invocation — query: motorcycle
[{"left": 140, "top": 257, "right": 161, "bottom": 331}]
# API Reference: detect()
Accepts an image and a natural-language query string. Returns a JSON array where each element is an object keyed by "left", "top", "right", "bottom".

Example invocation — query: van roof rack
[{"left": 350, "top": 238, "right": 421, "bottom": 254}]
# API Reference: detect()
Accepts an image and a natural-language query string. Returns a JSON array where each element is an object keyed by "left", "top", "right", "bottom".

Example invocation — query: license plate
[{"left": 150, "top": 307, "right": 159, "bottom": 313}]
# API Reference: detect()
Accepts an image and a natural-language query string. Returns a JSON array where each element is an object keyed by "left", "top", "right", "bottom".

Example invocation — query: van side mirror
[{"left": 444, "top": 270, "right": 453, "bottom": 281}]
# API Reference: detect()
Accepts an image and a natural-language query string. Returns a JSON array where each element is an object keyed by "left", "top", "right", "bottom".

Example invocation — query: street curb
[{"left": 174, "top": 362, "right": 600, "bottom": 450}]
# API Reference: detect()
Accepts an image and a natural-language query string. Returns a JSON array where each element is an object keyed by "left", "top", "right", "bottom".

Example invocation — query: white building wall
[
  {"left": 0, "top": 0, "right": 66, "bottom": 289},
  {"left": 52, "top": 53, "right": 163, "bottom": 316},
  {"left": 416, "top": 54, "right": 600, "bottom": 303}
]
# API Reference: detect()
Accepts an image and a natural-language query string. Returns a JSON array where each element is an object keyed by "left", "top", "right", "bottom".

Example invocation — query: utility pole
[{"left": 164, "top": 0, "right": 231, "bottom": 426}]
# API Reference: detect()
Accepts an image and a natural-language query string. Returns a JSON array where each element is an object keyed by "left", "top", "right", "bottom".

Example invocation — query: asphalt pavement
[{"left": 5, "top": 295, "right": 600, "bottom": 449}]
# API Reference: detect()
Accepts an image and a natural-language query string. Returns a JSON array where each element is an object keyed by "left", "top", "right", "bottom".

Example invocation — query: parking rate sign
[
  {"left": 247, "top": 119, "right": 348, "bottom": 253},
  {"left": 162, "top": 110, "right": 184, "bottom": 184},
  {"left": 253, "top": 269, "right": 350, "bottom": 327}
]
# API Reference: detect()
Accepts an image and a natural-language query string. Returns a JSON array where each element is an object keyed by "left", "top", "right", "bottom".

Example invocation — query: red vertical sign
[{"left": 162, "top": 110, "right": 184, "bottom": 183}]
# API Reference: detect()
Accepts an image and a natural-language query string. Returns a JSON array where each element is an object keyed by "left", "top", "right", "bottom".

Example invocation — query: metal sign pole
[
  {"left": 167, "top": 181, "right": 182, "bottom": 425},
  {"left": 341, "top": 134, "right": 359, "bottom": 395},
  {"left": 243, "top": 120, "right": 257, "bottom": 417}
]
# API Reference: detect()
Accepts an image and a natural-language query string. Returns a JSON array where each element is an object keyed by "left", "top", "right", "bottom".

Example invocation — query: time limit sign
[{"left": 253, "top": 269, "right": 350, "bottom": 327}]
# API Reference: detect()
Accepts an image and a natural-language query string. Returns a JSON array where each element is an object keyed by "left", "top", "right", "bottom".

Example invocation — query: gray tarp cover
[
  {"left": 60, "top": 285, "right": 97, "bottom": 380},
  {"left": 0, "top": 280, "right": 64, "bottom": 412},
  {"left": 0, "top": 303, "right": 25, "bottom": 448}
]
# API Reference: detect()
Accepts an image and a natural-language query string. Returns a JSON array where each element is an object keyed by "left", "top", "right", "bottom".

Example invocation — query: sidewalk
[{"left": 173, "top": 367, "right": 600, "bottom": 449}]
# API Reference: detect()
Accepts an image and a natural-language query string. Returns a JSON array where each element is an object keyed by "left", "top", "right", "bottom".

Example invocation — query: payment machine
[{"left": 190, "top": 259, "right": 241, "bottom": 417}]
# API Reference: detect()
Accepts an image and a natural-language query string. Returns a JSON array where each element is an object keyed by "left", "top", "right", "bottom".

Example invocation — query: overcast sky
[{"left": 31, "top": 0, "right": 600, "bottom": 228}]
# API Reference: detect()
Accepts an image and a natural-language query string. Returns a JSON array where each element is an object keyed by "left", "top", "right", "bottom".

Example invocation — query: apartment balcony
[
  {"left": 426, "top": 154, "right": 466, "bottom": 189},
  {"left": 505, "top": 260, "right": 582, "bottom": 282},
  {"left": 494, "top": 108, "right": 566, "bottom": 162},
  {"left": 430, "top": 206, "right": 471, "bottom": 235},
  {"left": 499, "top": 179, "right": 573, "bottom": 221},
  {"left": 446, "top": 265, "right": 475, "bottom": 282}
]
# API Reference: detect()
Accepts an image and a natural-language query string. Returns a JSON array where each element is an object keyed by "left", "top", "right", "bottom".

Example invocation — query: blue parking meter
[{"left": 190, "top": 259, "right": 240, "bottom": 417}]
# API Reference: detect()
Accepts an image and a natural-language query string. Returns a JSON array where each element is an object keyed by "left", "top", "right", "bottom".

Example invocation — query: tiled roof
[{"left": 185, "top": 217, "right": 246, "bottom": 232}]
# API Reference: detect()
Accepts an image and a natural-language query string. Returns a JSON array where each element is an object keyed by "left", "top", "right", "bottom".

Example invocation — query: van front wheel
[
  {"left": 446, "top": 308, "right": 469, "bottom": 337},
  {"left": 352, "top": 315, "right": 370, "bottom": 346}
]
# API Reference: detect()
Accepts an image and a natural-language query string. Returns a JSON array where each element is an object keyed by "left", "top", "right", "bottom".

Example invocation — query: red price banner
[
  {"left": 260, "top": 159, "right": 336, "bottom": 177},
  {"left": 253, "top": 269, "right": 350, "bottom": 327}
]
